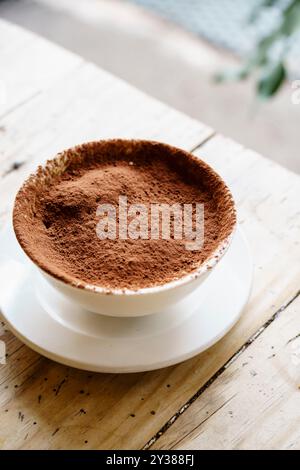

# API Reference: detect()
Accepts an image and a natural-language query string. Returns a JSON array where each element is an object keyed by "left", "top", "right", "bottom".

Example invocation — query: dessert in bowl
[{"left": 13, "top": 139, "right": 236, "bottom": 316}]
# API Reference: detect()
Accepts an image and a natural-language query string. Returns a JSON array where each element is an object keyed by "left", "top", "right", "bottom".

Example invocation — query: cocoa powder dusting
[{"left": 13, "top": 140, "right": 236, "bottom": 290}]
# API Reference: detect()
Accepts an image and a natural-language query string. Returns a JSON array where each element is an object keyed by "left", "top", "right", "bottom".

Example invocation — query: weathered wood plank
[
  {"left": 152, "top": 294, "right": 300, "bottom": 450},
  {"left": 150, "top": 135, "right": 300, "bottom": 449},
  {"left": 0, "top": 19, "right": 82, "bottom": 119}
]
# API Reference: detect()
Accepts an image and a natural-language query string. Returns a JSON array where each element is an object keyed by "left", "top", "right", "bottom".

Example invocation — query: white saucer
[{"left": 0, "top": 225, "right": 252, "bottom": 373}]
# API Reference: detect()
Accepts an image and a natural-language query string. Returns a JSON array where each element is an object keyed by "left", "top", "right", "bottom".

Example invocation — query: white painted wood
[
  {"left": 151, "top": 135, "right": 300, "bottom": 450},
  {"left": 153, "top": 295, "right": 300, "bottom": 450},
  {"left": 0, "top": 19, "right": 82, "bottom": 119}
]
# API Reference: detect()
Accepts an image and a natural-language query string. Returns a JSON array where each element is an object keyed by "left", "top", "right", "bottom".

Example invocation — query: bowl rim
[{"left": 13, "top": 138, "right": 237, "bottom": 296}]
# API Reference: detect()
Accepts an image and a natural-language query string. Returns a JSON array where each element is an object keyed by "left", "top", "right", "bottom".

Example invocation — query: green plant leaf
[
  {"left": 280, "top": 3, "right": 300, "bottom": 35},
  {"left": 257, "top": 62, "right": 286, "bottom": 99},
  {"left": 252, "top": 31, "right": 282, "bottom": 66},
  {"left": 213, "top": 0, "right": 300, "bottom": 99}
]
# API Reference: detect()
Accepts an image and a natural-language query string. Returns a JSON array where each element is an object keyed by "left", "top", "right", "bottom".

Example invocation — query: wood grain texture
[
  {"left": 152, "top": 294, "right": 300, "bottom": 450},
  {"left": 0, "top": 19, "right": 82, "bottom": 119},
  {"left": 151, "top": 135, "right": 300, "bottom": 449},
  {"left": 0, "top": 21, "right": 300, "bottom": 450}
]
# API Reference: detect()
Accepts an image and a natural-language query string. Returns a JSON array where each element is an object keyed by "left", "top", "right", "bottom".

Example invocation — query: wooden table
[{"left": 0, "top": 20, "right": 300, "bottom": 451}]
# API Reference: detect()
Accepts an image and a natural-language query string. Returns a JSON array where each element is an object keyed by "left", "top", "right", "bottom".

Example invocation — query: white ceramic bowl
[{"left": 13, "top": 139, "right": 236, "bottom": 317}]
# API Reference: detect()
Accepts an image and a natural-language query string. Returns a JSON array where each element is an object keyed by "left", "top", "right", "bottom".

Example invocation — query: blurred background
[{"left": 1, "top": 0, "right": 299, "bottom": 172}]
